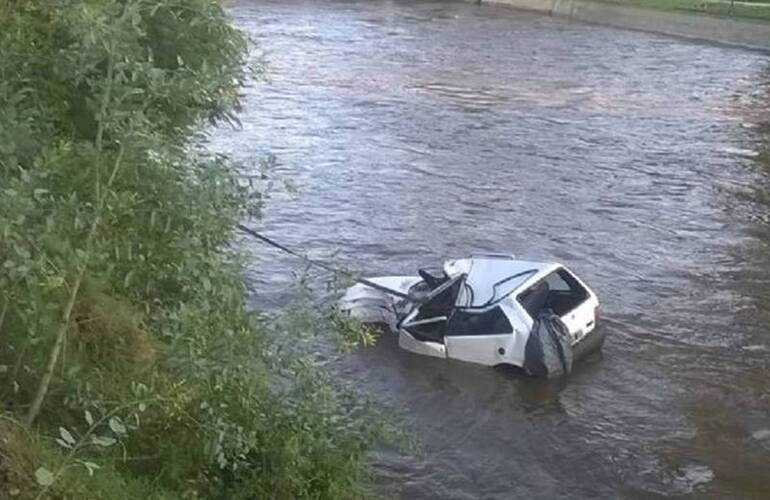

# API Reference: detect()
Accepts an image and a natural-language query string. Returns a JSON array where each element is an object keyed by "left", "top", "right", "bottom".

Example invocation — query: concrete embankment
[{"left": 480, "top": 0, "right": 770, "bottom": 51}]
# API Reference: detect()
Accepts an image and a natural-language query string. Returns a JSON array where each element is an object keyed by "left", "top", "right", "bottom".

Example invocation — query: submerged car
[{"left": 339, "top": 254, "right": 604, "bottom": 377}]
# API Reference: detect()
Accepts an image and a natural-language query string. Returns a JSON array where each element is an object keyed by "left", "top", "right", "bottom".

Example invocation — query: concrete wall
[{"left": 482, "top": 0, "right": 770, "bottom": 52}]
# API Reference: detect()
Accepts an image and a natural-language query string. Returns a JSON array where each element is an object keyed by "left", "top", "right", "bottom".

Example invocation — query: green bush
[{"left": 0, "top": 1, "right": 394, "bottom": 498}]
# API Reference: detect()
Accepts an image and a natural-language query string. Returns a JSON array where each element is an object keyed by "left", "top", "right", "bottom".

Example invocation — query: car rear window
[{"left": 517, "top": 268, "right": 588, "bottom": 318}]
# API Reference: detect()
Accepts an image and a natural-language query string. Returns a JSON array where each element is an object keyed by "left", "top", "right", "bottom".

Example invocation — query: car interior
[
  {"left": 518, "top": 268, "right": 589, "bottom": 319},
  {"left": 418, "top": 268, "right": 447, "bottom": 289},
  {"left": 402, "top": 273, "right": 464, "bottom": 342}
]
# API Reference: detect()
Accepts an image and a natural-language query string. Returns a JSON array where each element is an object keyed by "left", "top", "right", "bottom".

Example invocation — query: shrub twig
[{"left": 24, "top": 28, "right": 126, "bottom": 426}]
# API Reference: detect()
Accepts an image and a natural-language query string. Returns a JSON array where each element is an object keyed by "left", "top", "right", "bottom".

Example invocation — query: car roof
[{"left": 444, "top": 255, "right": 560, "bottom": 308}]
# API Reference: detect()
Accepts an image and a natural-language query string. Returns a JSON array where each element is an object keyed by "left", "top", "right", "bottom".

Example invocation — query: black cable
[{"left": 235, "top": 223, "right": 418, "bottom": 302}]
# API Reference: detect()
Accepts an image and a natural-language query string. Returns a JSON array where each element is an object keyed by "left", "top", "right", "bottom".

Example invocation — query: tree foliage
[{"left": 0, "top": 1, "right": 392, "bottom": 498}]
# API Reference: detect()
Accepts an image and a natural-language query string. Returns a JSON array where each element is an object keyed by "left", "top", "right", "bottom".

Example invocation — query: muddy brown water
[{"left": 210, "top": 1, "right": 770, "bottom": 498}]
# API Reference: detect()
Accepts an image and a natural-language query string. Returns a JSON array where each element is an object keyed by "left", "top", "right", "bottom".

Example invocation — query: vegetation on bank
[
  {"left": 0, "top": 1, "right": 392, "bottom": 498},
  {"left": 597, "top": 0, "right": 770, "bottom": 21}
]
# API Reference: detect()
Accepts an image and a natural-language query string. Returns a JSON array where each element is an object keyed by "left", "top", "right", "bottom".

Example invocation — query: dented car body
[{"left": 339, "top": 254, "right": 604, "bottom": 376}]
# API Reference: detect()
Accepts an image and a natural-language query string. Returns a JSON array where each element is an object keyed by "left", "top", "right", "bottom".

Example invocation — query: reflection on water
[{"left": 210, "top": 1, "right": 770, "bottom": 498}]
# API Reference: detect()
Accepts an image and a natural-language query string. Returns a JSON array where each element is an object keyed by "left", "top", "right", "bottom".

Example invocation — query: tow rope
[{"left": 235, "top": 223, "right": 417, "bottom": 302}]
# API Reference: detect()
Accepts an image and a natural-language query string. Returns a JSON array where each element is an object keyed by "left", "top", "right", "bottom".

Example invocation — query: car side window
[{"left": 446, "top": 306, "right": 512, "bottom": 336}]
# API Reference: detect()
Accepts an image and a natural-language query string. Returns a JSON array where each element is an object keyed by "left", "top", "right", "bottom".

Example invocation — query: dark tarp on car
[{"left": 523, "top": 310, "right": 573, "bottom": 378}]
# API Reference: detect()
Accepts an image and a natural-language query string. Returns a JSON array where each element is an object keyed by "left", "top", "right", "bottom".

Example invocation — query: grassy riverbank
[
  {"left": 0, "top": 1, "right": 389, "bottom": 498},
  {"left": 597, "top": 0, "right": 770, "bottom": 21}
]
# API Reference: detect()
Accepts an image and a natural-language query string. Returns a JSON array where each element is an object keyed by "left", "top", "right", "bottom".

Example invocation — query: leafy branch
[
  {"left": 24, "top": 9, "right": 127, "bottom": 427},
  {"left": 33, "top": 398, "right": 153, "bottom": 499}
]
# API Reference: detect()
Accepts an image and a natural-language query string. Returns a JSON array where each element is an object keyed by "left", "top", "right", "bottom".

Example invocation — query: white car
[{"left": 339, "top": 254, "right": 603, "bottom": 377}]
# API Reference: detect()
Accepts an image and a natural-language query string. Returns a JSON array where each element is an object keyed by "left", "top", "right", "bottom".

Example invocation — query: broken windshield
[{"left": 455, "top": 258, "right": 539, "bottom": 309}]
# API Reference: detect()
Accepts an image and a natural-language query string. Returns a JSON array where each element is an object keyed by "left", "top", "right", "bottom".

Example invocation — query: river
[{"left": 210, "top": 1, "right": 770, "bottom": 498}]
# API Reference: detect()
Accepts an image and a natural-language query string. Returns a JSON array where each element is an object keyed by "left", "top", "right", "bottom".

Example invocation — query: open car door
[
  {"left": 517, "top": 267, "right": 597, "bottom": 343},
  {"left": 400, "top": 274, "right": 465, "bottom": 343},
  {"left": 547, "top": 268, "right": 598, "bottom": 342}
]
